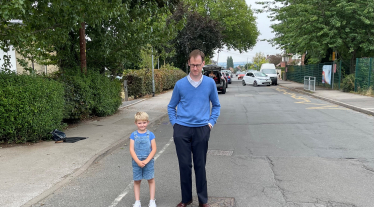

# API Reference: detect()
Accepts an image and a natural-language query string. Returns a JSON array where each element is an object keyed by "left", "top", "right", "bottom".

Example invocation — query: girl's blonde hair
[{"left": 134, "top": 112, "right": 149, "bottom": 122}]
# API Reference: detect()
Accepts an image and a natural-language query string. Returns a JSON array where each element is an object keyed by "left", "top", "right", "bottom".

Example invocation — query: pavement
[{"left": 0, "top": 80, "right": 373, "bottom": 207}]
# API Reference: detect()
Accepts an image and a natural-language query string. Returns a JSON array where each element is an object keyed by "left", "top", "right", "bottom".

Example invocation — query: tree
[
  {"left": 1, "top": 0, "right": 179, "bottom": 74},
  {"left": 252, "top": 52, "right": 268, "bottom": 70},
  {"left": 168, "top": 3, "right": 223, "bottom": 71},
  {"left": 227, "top": 56, "right": 234, "bottom": 69},
  {"left": 258, "top": 0, "right": 374, "bottom": 73},
  {"left": 268, "top": 54, "right": 282, "bottom": 66},
  {"left": 245, "top": 62, "right": 253, "bottom": 70},
  {"left": 185, "top": 0, "right": 259, "bottom": 52}
]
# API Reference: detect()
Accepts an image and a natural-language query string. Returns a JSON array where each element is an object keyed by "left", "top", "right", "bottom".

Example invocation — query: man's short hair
[
  {"left": 134, "top": 112, "right": 149, "bottom": 122},
  {"left": 189, "top": 49, "right": 205, "bottom": 62}
]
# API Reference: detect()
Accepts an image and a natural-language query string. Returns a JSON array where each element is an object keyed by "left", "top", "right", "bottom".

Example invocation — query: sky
[{"left": 212, "top": 0, "right": 282, "bottom": 64}]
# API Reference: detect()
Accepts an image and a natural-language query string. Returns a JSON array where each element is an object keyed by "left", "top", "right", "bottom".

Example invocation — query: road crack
[{"left": 266, "top": 156, "right": 287, "bottom": 204}]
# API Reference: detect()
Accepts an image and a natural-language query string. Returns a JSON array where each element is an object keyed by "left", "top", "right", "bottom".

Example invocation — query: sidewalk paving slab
[{"left": 278, "top": 80, "right": 374, "bottom": 116}]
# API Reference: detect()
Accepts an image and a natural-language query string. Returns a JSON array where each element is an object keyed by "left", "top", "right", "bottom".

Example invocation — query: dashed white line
[{"left": 108, "top": 137, "right": 174, "bottom": 207}]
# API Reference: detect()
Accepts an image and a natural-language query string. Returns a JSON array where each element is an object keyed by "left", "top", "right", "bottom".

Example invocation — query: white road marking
[{"left": 108, "top": 137, "right": 174, "bottom": 207}]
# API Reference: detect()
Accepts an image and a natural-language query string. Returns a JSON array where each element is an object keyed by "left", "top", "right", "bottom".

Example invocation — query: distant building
[
  {"left": 0, "top": 46, "right": 58, "bottom": 74},
  {"left": 278, "top": 53, "right": 303, "bottom": 67}
]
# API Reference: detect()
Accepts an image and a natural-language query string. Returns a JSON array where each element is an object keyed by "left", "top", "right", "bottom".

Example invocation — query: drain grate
[
  {"left": 207, "top": 150, "right": 233, "bottom": 156},
  {"left": 235, "top": 94, "right": 253, "bottom": 97},
  {"left": 191, "top": 197, "right": 236, "bottom": 207}
]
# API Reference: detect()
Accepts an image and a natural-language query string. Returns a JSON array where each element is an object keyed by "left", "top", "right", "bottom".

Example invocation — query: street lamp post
[{"left": 151, "top": 27, "right": 155, "bottom": 97}]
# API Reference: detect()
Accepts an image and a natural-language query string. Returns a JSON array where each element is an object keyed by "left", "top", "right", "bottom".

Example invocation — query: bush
[
  {"left": 123, "top": 64, "right": 186, "bottom": 98},
  {"left": 53, "top": 69, "right": 122, "bottom": 120},
  {"left": 0, "top": 71, "right": 65, "bottom": 143},
  {"left": 341, "top": 74, "right": 355, "bottom": 92},
  {"left": 54, "top": 71, "right": 94, "bottom": 120},
  {"left": 89, "top": 72, "right": 122, "bottom": 117}
]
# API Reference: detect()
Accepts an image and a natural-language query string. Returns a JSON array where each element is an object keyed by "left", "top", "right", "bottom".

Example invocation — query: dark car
[{"left": 203, "top": 65, "right": 227, "bottom": 94}]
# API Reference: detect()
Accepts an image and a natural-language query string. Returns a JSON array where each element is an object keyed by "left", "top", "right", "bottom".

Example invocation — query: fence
[
  {"left": 355, "top": 58, "right": 374, "bottom": 92},
  {"left": 285, "top": 62, "right": 333, "bottom": 87},
  {"left": 285, "top": 59, "right": 366, "bottom": 91}
]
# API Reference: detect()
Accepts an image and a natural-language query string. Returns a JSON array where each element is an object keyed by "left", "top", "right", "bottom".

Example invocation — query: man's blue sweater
[{"left": 167, "top": 76, "right": 221, "bottom": 127}]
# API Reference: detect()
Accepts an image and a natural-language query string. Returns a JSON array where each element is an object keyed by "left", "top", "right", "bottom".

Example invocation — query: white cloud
[{"left": 212, "top": 0, "right": 282, "bottom": 64}]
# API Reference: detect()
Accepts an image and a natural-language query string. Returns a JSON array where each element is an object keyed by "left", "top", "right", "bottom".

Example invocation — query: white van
[{"left": 260, "top": 63, "right": 278, "bottom": 85}]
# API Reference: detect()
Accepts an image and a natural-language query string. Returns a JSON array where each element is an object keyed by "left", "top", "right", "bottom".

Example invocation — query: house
[
  {"left": 278, "top": 53, "right": 304, "bottom": 67},
  {"left": 0, "top": 46, "right": 58, "bottom": 74}
]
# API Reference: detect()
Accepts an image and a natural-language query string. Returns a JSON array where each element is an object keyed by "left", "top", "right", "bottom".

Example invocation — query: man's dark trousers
[{"left": 173, "top": 123, "right": 210, "bottom": 204}]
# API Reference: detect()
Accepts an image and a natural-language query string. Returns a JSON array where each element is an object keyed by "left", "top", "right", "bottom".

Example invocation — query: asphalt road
[{"left": 33, "top": 78, "right": 374, "bottom": 207}]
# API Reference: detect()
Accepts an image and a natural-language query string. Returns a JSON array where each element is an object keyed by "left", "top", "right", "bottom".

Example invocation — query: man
[{"left": 167, "top": 49, "right": 221, "bottom": 207}]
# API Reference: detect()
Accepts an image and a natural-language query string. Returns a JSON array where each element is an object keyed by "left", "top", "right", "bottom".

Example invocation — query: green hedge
[
  {"left": 123, "top": 64, "right": 186, "bottom": 98},
  {"left": 90, "top": 72, "right": 122, "bottom": 117},
  {"left": 0, "top": 72, "right": 65, "bottom": 143},
  {"left": 53, "top": 70, "right": 122, "bottom": 120}
]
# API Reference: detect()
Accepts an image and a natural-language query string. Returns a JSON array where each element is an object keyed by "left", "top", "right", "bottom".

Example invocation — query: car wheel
[
  {"left": 274, "top": 80, "right": 277, "bottom": 85},
  {"left": 253, "top": 81, "right": 258, "bottom": 87},
  {"left": 242, "top": 80, "right": 246, "bottom": 86},
  {"left": 222, "top": 86, "right": 226, "bottom": 94},
  {"left": 267, "top": 84, "right": 271, "bottom": 86}
]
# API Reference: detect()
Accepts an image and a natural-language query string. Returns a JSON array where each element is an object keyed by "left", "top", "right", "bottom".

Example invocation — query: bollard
[{"left": 123, "top": 80, "right": 128, "bottom": 101}]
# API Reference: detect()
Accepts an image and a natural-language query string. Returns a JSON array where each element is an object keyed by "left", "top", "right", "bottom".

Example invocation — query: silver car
[{"left": 242, "top": 71, "right": 271, "bottom": 87}]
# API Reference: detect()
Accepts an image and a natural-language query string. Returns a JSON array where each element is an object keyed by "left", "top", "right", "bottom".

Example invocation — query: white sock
[
  {"left": 150, "top": 199, "right": 155, "bottom": 203},
  {"left": 135, "top": 200, "right": 141, "bottom": 204}
]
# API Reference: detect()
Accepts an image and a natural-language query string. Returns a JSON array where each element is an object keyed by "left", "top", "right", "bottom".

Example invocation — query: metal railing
[{"left": 304, "top": 76, "right": 316, "bottom": 91}]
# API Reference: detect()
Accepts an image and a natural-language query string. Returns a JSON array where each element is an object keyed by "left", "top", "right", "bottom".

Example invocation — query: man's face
[{"left": 188, "top": 56, "right": 205, "bottom": 77}]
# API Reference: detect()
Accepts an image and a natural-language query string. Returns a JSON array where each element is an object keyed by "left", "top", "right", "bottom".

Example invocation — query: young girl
[{"left": 129, "top": 112, "right": 157, "bottom": 207}]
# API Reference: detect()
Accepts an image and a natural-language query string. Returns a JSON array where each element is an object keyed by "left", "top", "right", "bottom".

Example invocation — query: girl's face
[{"left": 135, "top": 120, "right": 149, "bottom": 132}]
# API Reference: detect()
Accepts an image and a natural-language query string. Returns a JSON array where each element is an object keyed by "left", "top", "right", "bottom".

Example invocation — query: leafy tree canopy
[
  {"left": 252, "top": 52, "right": 268, "bottom": 69},
  {"left": 227, "top": 56, "right": 234, "bottom": 69},
  {"left": 268, "top": 54, "right": 282, "bottom": 66},
  {"left": 168, "top": 3, "right": 223, "bottom": 71},
  {"left": 1, "top": 0, "right": 179, "bottom": 74},
  {"left": 257, "top": 0, "right": 374, "bottom": 65},
  {"left": 184, "top": 0, "right": 259, "bottom": 52}
]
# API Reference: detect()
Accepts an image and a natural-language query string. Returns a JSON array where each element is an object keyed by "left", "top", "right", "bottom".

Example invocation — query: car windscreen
[
  {"left": 262, "top": 69, "right": 276, "bottom": 74},
  {"left": 254, "top": 72, "right": 267, "bottom": 77}
]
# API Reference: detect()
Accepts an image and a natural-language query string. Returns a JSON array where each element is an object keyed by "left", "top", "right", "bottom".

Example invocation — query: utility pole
[
  {"left": 151, "top": 27, "right": 155, "bottom": 97},
  {"left": 216, "top": 51, "right": 219, "bottom": 65},
  {"left": 79, "top": 22, "right": 87, "bottom": 74}
]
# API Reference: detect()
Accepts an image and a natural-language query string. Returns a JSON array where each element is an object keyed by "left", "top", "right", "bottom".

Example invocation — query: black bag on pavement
[{"left": 51, "top": 129, "right": 66, "bottom": 142}]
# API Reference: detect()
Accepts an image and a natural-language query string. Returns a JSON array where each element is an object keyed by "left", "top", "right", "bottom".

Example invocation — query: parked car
[
  {"left": 225, "top": 73, "right": 232, "bottom": 84},
  {"left": 237, "top": 72, "right": 245, "bottom": 80},
  {"left": 242, "top": 71, "right": 271, "bottom": 87},
  {"left": 260, "top": 63, "right": 278, "bottom": 85},
  {"left": 203, "top": 64, "right": 227, "bottom": 94}
]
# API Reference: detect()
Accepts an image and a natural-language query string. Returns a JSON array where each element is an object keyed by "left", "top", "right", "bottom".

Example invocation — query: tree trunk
[
  {"left": 79, "top": 22, "right": 87, "bottom": 74},
  {"left": 350, "top": 49, "right": 356, "bottom": 74}
]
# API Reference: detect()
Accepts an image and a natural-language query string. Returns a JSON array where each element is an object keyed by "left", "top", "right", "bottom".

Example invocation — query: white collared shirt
[{"left": 187, "top": 73, "right": 203, "bottom": 88}]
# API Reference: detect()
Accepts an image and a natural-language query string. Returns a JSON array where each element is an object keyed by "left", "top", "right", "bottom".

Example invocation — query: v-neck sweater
[{"left": 167, "top": 76, "right": 221, "bottom": 127}]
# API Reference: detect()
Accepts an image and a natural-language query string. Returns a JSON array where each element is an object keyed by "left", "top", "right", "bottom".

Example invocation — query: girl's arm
[
  {"left": 129, "top": 139, "right": 144, "bottom": 167},
  {"left": 143, "top": 139, "right": 157, "bottom": 164}
]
